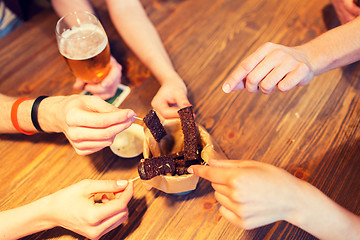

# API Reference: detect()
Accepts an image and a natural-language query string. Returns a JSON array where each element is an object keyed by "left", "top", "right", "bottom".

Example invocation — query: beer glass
[{"left": 55, "top": 11, "right": 111, "bottom": 84}]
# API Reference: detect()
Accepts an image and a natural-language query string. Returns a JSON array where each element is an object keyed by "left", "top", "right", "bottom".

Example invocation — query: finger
[
  {"left": 66, "top": 121, "right": 133, "bottom": 141},
  {"left": 211, "top": 183, "right": 233, "bottom": 198},
  {"left": 153, "top": 101, "right": 178, "bottom": 118},
  {"left": 84, "top": 84, "right": 119, "bottom": 100},
  {"left": 63, "top": 132, "right": 111, "bottom": 155},
  {"left": 338, "top": 8, "right": 355, "bottom": 24},
  {"left": 220, "top": 205, "right": 279, "bottom": 230},
  {"left": 85, "top": 180, "right": 129, "bottom": 194},
  {"left": 188, "top": 165, "right": 230, "bottom": 184},
  {"left": 245, "top": 46, "right": 294, "bottom": 93},
  {"left": 277, "top": 63, "right": 312, "bottom": 92},
  {"left": 214, "top": 191, "right": 245, "bottom": 213},
  {"left": 68, "top": 108, "right": 136, "bottom": 128},
  {"left": 101, "top": 57, "right": 122, "bottom": 88},
  {"left": 84, "top": 71, "right": 120, "bottom": 96},
  {"left": 156, "top": 92, "right": 192, "bottom": 119},
  {"left": 157, "top": 108, "right": 179, "bottom": 119},
  {"left": 174, "top": 92, "right": 191, "bottom": 109},
  {"left": 83, "top": 58, "right": 121, "bottom": 93},
  {"left": 74, "top": 147, "right": 106, "bottom": 156},
  {"left": 96, "top": 210, "right": 129, "bottom": 238},
  {"left": 240, "top": 205, "right": 285, "bottom": 229},
  {"left": 71, "top": 138, "right": 114, "bottom": 151},
  {"left": 95, "top": 92, "right": 117, "bottom": 101},
  {"left": 245, "top": 54, "right": 280, "bottom": 93},
  {"left": 151, "top": 98, "right": 178, "bottom": 119},
  {"left": 207, "top": 159, "right": 254, "bottom": 168},
  {"left": 259, "top": 60, "right": 297, "bottom": 94},
  {"left": 223, "top": 64, "right": 248, "bottom": 93},
  {"left": 223, "top": 42, "right": 277, "bottom": 93},
  {"left": 96, "top": 183, "right": 134, "bottom": 219},
  {"left": 346, "top": 1, "right": 360, "bottom": 15},
  {"left": 73, "top": 78, "right": 86, "bottom": 90},
  {"left": 219, "top": 206, "right": 245, "bottom": 228},
  {"left": 230, "top": 79, "right": 246, "bottom": 92}
]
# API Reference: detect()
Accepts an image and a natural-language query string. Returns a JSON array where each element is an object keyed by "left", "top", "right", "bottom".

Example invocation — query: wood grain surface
[{"left": 0, "top": 0, "right": 359, "bottom": 239}]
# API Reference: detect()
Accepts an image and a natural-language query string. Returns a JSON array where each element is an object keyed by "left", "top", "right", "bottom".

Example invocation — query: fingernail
[
  {"left": 187, "top": 167, "right": 194, "bottom": 174},
  {"left": 127, "top": 111, "right": 136, "bottom": 119},
  {"left": 116, "top": 180, "right": 128, "bottom": 187},
  {"left": 222, "top": 83, "right": 231, "bottom": 93},
  {"left": 132, "top": 114, "right": 138, "bottom": 121}
]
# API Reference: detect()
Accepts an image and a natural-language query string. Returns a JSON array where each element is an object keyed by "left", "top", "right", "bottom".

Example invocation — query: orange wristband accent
[{"left": 11, "top": 97, "right": 36, "bottom": 135}]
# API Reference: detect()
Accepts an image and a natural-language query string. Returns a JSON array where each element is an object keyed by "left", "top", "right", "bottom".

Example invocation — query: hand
[
  {"left": 151, "top": 81, "right": 191, "bottom": 119},
  {"left": 46, "top": 179, "right": 133, "bottom": 239},
  {"left": 73, "top": 57, "right": 122, "bottom": 100},
  {"left": 222, "top": 42, "right": 315, "bottom": 94},
  {"left": 331, "top": 0, "right": 360, "bottom": 24},
  {"left": 40, "top": 95, "right": 136, "bottom": 155},
  {"left": 188, "top": 159, "right": 303, "bottom": 229}
]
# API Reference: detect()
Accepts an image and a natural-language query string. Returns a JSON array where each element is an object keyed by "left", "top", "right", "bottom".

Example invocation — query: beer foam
[{"left": 59, "top": 23, "right": 108, "bottom": 60}]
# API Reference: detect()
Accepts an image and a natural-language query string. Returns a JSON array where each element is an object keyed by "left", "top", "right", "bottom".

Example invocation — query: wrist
[
  {"left": 32, "top": 196, "right": 58, "bottom": 230},
  {"left": 284, "top": 179, "right": 360, "bottom": 240},
  {"left": 37, "top": 96, "right": 66, "bottom": 133},
  {"left": 282, "top": 177, "right": 312, "bottom": 227},
  {"left": 16, "top": 99, "right": 38, "bottom": 133},
  {"left": 296, "top": 43, "right": 326, "bottom": 76},
  {"left": 298, "top": 19, "right": 360, "bottom": 76},
  {"left": 156, "top": 71, "right": 186, "bottom": 87},
  {"left": 5, "top": 196, "right": 57, "bottom": 239}
]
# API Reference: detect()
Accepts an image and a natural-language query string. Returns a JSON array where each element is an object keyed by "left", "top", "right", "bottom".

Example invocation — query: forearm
[
  {"left": 106, "top": 0, "right": 183, "bottom": 85},
  {"left": 0, "top": 94, "right": 63, "bottom": 134},
  {"left": 51, "top": 0, "right": 95, "bottom": 17},
  {"left": 0, "top": 94, "right": 37, "bottom": 133},
  {"left": 288, "top": 180, "right": 360, "bottom": 239},
  {"left": 0, "top": 197, "right": 55, "bottom": 239},
  {"left": 300, "top": 16, "right": 360, "bottom": 75}
]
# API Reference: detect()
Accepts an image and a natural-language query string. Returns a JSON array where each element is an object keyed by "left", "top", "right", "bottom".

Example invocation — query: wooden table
[{"left": 1, "top": 0, "right": 359, "bottom": 239}]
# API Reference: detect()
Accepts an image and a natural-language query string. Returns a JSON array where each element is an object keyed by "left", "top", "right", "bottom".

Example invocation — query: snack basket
[{"left": 141, "top": 119, "right": 227, "bottom": 194}]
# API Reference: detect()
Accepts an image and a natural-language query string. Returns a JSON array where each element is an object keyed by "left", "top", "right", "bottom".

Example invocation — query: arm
[
  {"left": 0, "top": 179, "right": 133, "bottom": 239},
  {"left": 223, "top": 16, "right": 360, "bottom": 94},
  {"left": 0, "top": 94, "right": 136, "bottom": 155},
  {"left": 0, "top": 195, "right": 56, "bottom": 240},
  {"left": 105, "top": 0, "right": 191, "bottom": 118},
  {"left": 188, "top": 160, "right": 360, "bottom": 239},
  {"left": 51, "top": 0, "right": 94, "bottom": 14},
  {"left": 301, "top": 15, "right": 360, "bottom": 74}
]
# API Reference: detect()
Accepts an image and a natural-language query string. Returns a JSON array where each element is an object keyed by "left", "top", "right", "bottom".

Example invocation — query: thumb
[
  {"left": 174, "top": 92, "right": 191, "bottom": 108},
  {"left": 73, "top": 78, "right": 86, "bottom": 90},
  {"left": 208, "top": 159, "right": 252, "bottom": 168}
]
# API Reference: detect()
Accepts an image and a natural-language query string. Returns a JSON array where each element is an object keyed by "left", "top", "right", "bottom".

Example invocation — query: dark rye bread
[
  {"left": 139, "top": 106, "right": 203, "bottom": 180},
  {"left": 177, "top": 106, "right": 201, "bottom": 161},
  {"left": 170, "top": 151, "right": 202, "bottom": 175},
  {"left": 138, "top": 155, "right": 176, "bottom": 180},
  {"left": 143, "top": 110, "right": 167, "bottom": 142},
  {"left": 138, "top": 151, "right": 202, "bottom": 180}
]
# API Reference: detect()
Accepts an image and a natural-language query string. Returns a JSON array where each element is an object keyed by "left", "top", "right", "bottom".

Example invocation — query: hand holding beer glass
[{"left": 55, "top": 11, "right": 111, "bottom": 84}]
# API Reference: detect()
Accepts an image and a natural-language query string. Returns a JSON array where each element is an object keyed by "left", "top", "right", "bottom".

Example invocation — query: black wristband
[{"left": 31, "top": 96, "right": 49, "bottom": 132}]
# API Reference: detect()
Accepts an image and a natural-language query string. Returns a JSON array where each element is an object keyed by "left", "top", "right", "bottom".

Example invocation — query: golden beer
[{"left": 56, "top": 12, "right": 111, "bottom": 84}]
